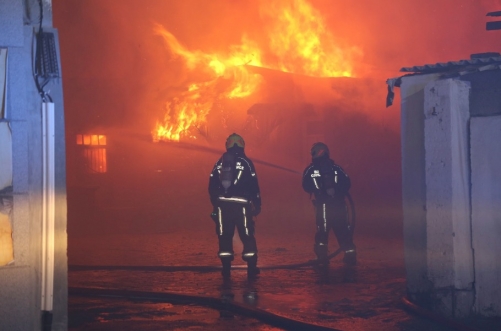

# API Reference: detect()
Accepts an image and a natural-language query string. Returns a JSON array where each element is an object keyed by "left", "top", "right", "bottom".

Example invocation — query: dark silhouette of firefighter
[
  {"left": 208, "top": 133, "right": 262, "bottom": 278},
  {"left": 302, "top": 142, "right": 357, "bottom": 266}
]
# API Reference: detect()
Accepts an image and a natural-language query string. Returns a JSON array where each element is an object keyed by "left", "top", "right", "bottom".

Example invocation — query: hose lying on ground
[
  {"left": 68, "top": 248, "right": 343, "bottom": 272},
  {"left": 69, "top": 286, "right": 342, "bottom": 331},
  {"left": 68, "top": 251, "right": 345, "bottom": 330},
  {"left": 69, "top": 254, "right": 485, "bottom": 331},
  {"left": 69, "top": 194, "right": 354, "bottom": 272},
  {"left": 68, "top": 186, "right": 356, "bottom": 330}
]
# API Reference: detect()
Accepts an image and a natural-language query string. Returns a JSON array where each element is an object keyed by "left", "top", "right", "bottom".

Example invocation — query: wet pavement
[
  {"left": 68, "top": 230, "right": 501, "bottom": 331},
  {"left": 66, "top": 142, "right": 501, "bottom": 330}
]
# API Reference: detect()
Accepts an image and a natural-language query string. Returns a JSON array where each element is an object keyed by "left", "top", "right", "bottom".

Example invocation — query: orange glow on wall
[{"left": 0, "top": 212, "right": 13, "bottom": 266}]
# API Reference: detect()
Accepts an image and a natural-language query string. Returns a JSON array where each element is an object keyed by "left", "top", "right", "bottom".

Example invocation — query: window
[
  {"left": 76, "top": 134, "right": 106, "bottom": 146},
  {"left": 76, "top": 134, "right": 107, "bottom": 173}
]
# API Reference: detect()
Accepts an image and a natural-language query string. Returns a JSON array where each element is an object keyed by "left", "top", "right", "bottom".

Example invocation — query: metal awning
[
  {"left": 400, "top": 53, "right": 501, "bottom": 74},
  {"left": 386, "top": 53, "right": 501, "bottom": 107}
]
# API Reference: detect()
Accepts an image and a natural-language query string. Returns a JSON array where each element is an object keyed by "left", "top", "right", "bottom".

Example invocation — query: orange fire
[
  {"left": 152, "top": 0, "right": 361, "bottom": 142},
  {"left": 151, "top": 28, "right": 264, "bottom": 142},
  {"left": 261, "top": 0, "right": 358, "bottom": 77}
]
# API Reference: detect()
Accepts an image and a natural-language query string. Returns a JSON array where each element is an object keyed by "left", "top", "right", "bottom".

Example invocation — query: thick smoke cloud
[
  {"left": 54, "top": 0, "right": 501, "bottom": 131},
  {"left": 313, "top": 0, "right": 501, "bottom": 74},
  {"left": 54, "top": 0, "right": 501, "bottom": 237}
]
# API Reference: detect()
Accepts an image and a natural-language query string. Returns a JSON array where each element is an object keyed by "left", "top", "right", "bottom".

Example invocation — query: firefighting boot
[
  {"left": 314, "top": 243, "right": 329, "bottom": 266},
  {"left": 221, "top": 260, "right": 231, "bottom": 279},
  {"left": 247, "top": 259, "right": 260, "bottom": 278},
  {"left": 343, "top": 249, "right": 357, "bottom": 266}
]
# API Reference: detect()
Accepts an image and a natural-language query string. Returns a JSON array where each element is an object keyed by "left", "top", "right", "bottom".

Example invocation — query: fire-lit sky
[{"left": 53, "top": 0, "right": 501, "bottom": 139}]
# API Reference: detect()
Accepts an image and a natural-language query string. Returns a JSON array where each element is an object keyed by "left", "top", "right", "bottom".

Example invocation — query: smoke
[
  {"left": 54, "top": 0, "right": 500, "bottom": 236},
  {"left": 311, "top": 0, "right": 501, "bottom": 76},
  {"left": 53, "top": 0, "right": 501, "bottom": 132}
]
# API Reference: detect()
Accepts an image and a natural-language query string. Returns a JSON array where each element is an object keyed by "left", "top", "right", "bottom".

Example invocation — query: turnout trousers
[
  {"left": 214, "top": 201, "right": 258, "bottom": 265},
  {"left": 314, "top": 199, "right": 354, "bottom": 259}
]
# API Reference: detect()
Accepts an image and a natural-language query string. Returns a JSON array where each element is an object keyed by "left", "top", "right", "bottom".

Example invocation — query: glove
[{"left": 252, "top": 206, "right": 261, "bottom": 217}]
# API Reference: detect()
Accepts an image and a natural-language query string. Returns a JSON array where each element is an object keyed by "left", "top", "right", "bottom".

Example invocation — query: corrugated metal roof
[
  {"left": 400, "top": 55, "right": 501, "bottom": 74},
  {"left": 386, "top": 53, "right": 501, "bottom": 107}
]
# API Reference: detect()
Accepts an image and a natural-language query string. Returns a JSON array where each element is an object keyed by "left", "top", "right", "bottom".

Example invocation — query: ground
[
  {"left": 66, "top": 140, "right": 501, "bottom": 331},
  {"left": 67, "top": 230, "right": 500, "bottom": 331}
]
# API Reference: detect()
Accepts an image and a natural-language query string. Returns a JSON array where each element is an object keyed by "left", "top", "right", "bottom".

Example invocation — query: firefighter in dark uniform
[
  {"left": 208, "top": 133, "right": 262, "bottom": 278},
  {"left": 302, "top": 142, "right": 357, "bottom": 266}
]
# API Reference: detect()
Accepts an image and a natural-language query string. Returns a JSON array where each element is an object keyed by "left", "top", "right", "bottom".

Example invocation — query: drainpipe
[{"left": 41, "top": 102, "right": 55, "bottom": 331}]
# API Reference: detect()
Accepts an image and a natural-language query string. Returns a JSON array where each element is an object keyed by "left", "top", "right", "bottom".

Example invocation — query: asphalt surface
[
  {"left": 67, "top": 230, "right": 501, "bottom": 331},
  {"left": 66, "top": 140, "right": 501, "bottom": 331}
]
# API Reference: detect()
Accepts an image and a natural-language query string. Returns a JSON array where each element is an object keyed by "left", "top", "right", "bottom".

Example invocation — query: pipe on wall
[{"left": 41, "top": 102, "right": 55, "bottom": 330}]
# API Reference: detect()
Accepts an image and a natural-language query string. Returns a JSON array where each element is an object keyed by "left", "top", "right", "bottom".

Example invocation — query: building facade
[
  {"left": 389, "top": 54, "right": 501, "bottom": 319},
  {"left": 0, "top": 0, "right": 67, "bottom": 330}
]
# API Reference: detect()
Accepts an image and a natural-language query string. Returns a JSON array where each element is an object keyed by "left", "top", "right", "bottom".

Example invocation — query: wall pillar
[
  {"left": 423, "top": 78, "right": 474, "bottom": 318},
  {"left": 470, "top": 115, "right": 501, "bottom": 316},
  {"left": 400, "top": 73, "right": 440, "bottom": 302}
]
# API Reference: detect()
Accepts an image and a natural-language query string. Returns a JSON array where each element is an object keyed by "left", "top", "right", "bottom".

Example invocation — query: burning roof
[{"left": 151, "top": 0, "right": 363, "bottom": 143}]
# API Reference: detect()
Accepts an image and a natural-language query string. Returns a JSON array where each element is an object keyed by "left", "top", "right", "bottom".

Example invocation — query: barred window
[
  {"left": 76, "top": 134, "right": 107, "bottom": 173},
  {"left": 76, "top": 134, "right": 106, "bottom": 146}
]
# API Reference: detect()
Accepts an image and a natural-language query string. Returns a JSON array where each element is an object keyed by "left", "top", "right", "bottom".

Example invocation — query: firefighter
[
  {"left": 208, "top": 133, "right": 262, "bottom": 279},
  {"left": 302, "top": 142, "right": 357, "bottom": 266}
]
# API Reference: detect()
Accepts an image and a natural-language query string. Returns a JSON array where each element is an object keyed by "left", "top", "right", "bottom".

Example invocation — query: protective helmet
[
  {"left": 311, "top": 142, "right": 329, "bottom": 159},
  {"left": 225, "top": 133, "right": 245, "bottom": 150}
]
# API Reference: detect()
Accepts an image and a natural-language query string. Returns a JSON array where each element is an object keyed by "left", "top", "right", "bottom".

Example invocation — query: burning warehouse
[
  {"left": 2, "top": 0, "right": 501, "bottom": 330},
  {"left": 62, "top": 0, "right": 401, "bottom": 237}
]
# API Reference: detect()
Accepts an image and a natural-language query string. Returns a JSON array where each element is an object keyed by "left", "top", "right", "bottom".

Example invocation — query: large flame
[
  {"left": 151, "top": 28, "right": 264, "bottom": 142},
  {"left": 153, "top": 0, "right": 361, "bottom": 142},
  {"left": 261, "top": 0, "right": 359, "bottom": 77}
]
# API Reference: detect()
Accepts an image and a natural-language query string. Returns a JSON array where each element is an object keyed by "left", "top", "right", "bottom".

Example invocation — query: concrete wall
[
  {"left": 466, "top": 70, "right": 501, "bottom": 117},
  {"left": 400, "top": 73, "right": 440, "bottom": 300},
  {"left": 423, "top": 78, "right": 474, "bottom": 317},
  {"left": 401, "top": 70, "right": 501, "bottom": 319},
  {"left": 471, "top": 115, "right": 501, "bottom": 316},
  {"left": 0, "top": 1, "right": 68, "bottom": 330}
]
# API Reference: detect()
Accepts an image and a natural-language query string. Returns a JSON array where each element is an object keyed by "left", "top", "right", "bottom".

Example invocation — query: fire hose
[
  {"left": 68, "top": 250, "right": 345, "bottom": 331},
  {"left": 67, "top": 197, "right": 353, "bottom": 330},
  {"left": 67, "top": 189, "right": 355, "bottom": 330},
  {"left": 68, "top": 195, "right": 479, "bottom": 331},
  {"left": 68, "top": 248, "right": 343, "bottom": 272},
  {"left": 69, "top": 193, "right": 355, "bottom": 273},
  {"left": 68, "top": 286, "right": 342, "bottom": 331},
  {"left": 67, "top": 147, "right": 480, "bottom": 331}
]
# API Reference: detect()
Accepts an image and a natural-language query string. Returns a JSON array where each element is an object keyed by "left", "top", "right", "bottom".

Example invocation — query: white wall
[
  {"left": 0, "top": 1, "right": 67, "bottom": 330},
  {"left": 401, "top": 71, "right": 501, "bottom": 319},
  {"left": 471, "top": 115, "right": 501, "bottom": 316},
  {"left": 423, "top": 78, "right": 474, "bottom": 317},
  {"left": 0, "top": 122, "right": 12, "bottom": 191},
  {"left": 400, "top": 75, "right": 476, "bottom": 318},
  {"left": 400, "top": 73, "right": 440, "bottom": 296}
]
